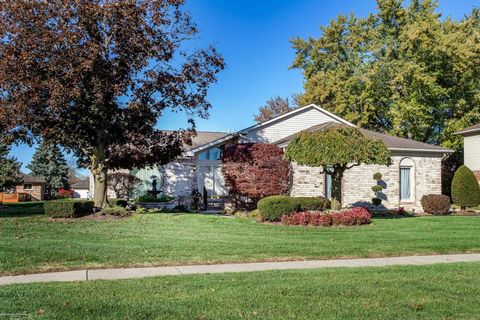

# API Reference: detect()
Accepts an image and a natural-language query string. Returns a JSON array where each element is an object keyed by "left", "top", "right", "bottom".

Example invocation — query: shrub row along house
[{"left": 91, "top": 104, "right": 452, "bottom": 210}]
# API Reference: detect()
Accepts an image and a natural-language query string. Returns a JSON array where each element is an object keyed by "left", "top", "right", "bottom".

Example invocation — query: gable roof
[
  {"left": 455, "top": 123, "right": 480, "bottom": 136},
  {"left": 186, "top": 104, "right": 452, "bottom": 155},
  {"left": 187, "top": 131, "right": 229, "bottom": 150},
  {"left": 275, "top": 122, "right": 453, "bottom": 153},
  {"left": 187, "top": 104, "right": 354, "bottom": 155},
  {"left": 71, "top": 179, "right": 89, "bottom": 189},
  {"left": 238, "top": 104, "right": 355, "bottom": 134}
]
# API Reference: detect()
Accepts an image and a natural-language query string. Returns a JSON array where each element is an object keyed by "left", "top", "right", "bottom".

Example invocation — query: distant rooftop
[{"left": 20, "top": 173, "right": 46, "bottom": 184}]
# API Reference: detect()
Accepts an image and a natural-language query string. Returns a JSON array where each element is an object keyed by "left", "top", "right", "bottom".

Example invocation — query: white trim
[
  {"left": 454, "top": 128, "right": 480, "bottom": 136},
  {"left": 389, "top": 147, "right": 453, "bottom": 153},
  {"left": 185, "top": 134, "right": 238, "bottom": 156}
]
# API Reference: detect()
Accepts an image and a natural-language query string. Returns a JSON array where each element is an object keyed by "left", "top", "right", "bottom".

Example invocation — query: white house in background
[
  {"left": 92, "top": 104, "right": 452, "bottom": 210},
  {"left": 71, "top": 179, "right": 91, "bottom": 199},
  {"left": 455, "top": 123, "right": 480, "bottom": 181}
]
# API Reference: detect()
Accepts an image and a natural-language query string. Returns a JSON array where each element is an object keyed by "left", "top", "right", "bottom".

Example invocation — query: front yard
[
  {"left": 1, "top": 262, "right": 480, "bottom": 319},
  {"left": 1, "top": 204, "right": 480, "bottom": 275}
]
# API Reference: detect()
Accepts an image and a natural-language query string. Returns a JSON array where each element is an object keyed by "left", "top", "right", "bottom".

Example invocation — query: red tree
[
  {"left": 0, "top": 1, "right": 224, "bottom": 207},
  {"left": 222, "top": 144, "right": 291, "bottom": 205}
]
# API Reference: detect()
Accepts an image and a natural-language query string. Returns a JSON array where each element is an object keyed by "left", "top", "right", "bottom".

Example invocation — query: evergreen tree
[
  {"left": 0, "top": 142, "right": 22, "bottom": 191},
  {"left": 451, "top": 165, "right": 480, "bottom": 210},
  {"left": 27, "top": 142, "right": 69, "bottom": 191}
]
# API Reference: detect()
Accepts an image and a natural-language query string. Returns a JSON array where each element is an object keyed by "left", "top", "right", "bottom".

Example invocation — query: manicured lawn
[
  {"left": 1, "top": 204, "right": 480, "bottom": 275},
  {"left": 1, "top": 262, "right": 480, "bottom": 319}
]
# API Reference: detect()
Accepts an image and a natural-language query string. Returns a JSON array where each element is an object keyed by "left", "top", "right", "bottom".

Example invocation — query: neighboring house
[
  {"left": 455, "top": 123, "right": 480, "bottom": 182},
  {"left": 71, "top": 179, "right": 91, "bottom": 199},
  {"left": 16, "top": 173, "right": 47, "bottom": 201},
  {"left": 92, "top": 104, "right": 452, "bottom": 210}
]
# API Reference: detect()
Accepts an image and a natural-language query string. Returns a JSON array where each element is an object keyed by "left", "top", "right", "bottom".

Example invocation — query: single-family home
[
  {"left": 455, "top": 123, "right": 480, "bottom": 182},
  {"left": 94, "top": 104, "right": 453, "bottom": 210},
  {"left": 16, "top": 173, "right": 47, "bottom": 201}
]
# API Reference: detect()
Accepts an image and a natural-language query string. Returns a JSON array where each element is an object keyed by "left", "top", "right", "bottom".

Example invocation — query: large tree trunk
[
  {"left": 331, "top": 167, "right": 345, "bottom": 207},
  {"left": 91, "top": 145, "right": 108, "bottom": 208},
  {"left": 92, "top": 167, "right": 108, "bottom": 208}
]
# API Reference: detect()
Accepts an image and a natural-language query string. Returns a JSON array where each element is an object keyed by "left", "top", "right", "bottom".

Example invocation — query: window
[
  {"left": 324, "top": 166, "right": 333, "bottom": 200},
  {"left": 399, "top": 158, "right": 414, "bottom": 202},
  {"left": 198, "top": 147, "right": 221, "bottom": 160},
  {"left": 24, "top": 184, "right": 33, "bottom": 190}
]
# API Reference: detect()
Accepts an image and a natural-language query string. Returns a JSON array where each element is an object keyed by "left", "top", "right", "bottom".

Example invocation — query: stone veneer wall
[
  {"left": 289, "top": 153, "right": 444, "bottom": 211},
  {"left": 159, "top": 158, "right": 196, "bottom": 197}
]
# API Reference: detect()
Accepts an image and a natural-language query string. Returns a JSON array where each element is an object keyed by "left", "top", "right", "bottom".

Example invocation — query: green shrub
[
  {"left": 100, "top": 206, "right": 130, "bottom": 217},
  {"left": 421, "top": 194, "right": 451, "bottom": 215},
  {"left": 257, "top": 196, "right": 330, "bottom": 222},
  {"left": 44, "top": 200, "right": 94, "bottom": 218},
  {"left": 108, "top": 199, "right": 128, "bottom": 207},
  {"left": 451, "top": 165, "right": 480, "bottom": 209}
]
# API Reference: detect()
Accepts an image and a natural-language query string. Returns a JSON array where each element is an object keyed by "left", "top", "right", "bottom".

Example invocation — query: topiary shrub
[
  {"left": 451, "top": 165, "right": 480, "bottom": 210},
  {"left": 421, "top": 194, "right": 451, "bottom": 215},
  {"left": 257, "top": 196, "right": 330, "bottom": 222},
  {"left": 44, "top": 200, "right": 94, "bottom": 218}
]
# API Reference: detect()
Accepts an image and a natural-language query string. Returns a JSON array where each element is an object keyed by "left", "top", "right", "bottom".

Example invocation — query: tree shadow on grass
[{"left": 0, "top": 202, "right": 45, "bottom": 218}]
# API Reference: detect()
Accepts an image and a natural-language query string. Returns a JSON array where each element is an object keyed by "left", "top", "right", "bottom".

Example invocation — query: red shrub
[
  {"left": 281, "top": 207, "right": 371, "bottom": 227},
  {"left": 332, "top": 207, "right": 371, "bottom": 226},
  {"left": 222, "top": 143, "right": 291, "bottom": 203},
  {"left": 57, "top": 188, "right": 73, "bottom": 198}
]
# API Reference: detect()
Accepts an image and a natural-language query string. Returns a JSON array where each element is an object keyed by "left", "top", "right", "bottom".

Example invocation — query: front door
[{"left": 198, "top": 165, "right": 227, "bottom": 196}]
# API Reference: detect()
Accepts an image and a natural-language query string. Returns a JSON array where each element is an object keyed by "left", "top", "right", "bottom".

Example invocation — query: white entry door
[{"left": 198, "top": 165, "right": 227, "bottom": 196}]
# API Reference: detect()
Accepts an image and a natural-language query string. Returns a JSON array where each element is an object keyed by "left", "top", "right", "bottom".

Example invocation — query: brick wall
[
  {"left": 289, "top": 153, "right": 443, "bottom": 211},
  {"left": 16, "top": 183, "right": 45, "bottom": 201}
]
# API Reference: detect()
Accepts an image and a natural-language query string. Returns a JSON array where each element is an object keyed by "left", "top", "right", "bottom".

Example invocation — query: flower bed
[{"left": 281, "top": 207, "right": 371, "bottom": 227}]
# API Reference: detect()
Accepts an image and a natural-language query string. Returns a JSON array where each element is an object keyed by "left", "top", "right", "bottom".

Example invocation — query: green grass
[
  {"left": 1, "top": 262, "right": 480, "bottom": 319},
  {"left": 1, "top": 205, "right": 480, "bottom": 275}
]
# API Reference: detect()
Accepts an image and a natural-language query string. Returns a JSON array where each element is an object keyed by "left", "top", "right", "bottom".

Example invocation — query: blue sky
[{"left": 10, "top": 0, "right": 479, "bottom": 172}]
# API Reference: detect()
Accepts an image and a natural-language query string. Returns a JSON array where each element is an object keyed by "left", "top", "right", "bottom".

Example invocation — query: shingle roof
[
  {"left": 188, "top": 131, "right": 229, "bottom": 150},
  {"left": 71, "top": 179, "right": 89, "bottom": 189},
  {"left": 274, "top": 122, "right": 452, "bottom": 153},
  {"left": 21, "top": 173, "right": 46, "bottom": 184},
  {"left": 455, "top": 123, "right": 480, "bottom": 135}
]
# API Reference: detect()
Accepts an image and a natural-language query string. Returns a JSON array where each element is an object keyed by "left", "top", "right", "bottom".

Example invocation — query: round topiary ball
[{"left": 451, "top": 165, "right": 480, "bottom": 209}]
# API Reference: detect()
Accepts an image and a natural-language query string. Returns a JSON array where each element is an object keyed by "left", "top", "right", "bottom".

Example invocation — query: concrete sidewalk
[{"left": 2, "top": 253, "right": 480, "bottom": 286}]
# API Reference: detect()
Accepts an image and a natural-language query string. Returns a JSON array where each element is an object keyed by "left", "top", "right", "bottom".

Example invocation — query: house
[
  {"left": 71, "top": 179, "right": 91, "bottom": 199},
  {"left": 16, "top": 173, "right": 47, "bottom": 201},
  {"left": 93, "top": 104, "right": 452, "bottom": 210},
  {"left": 455, "top": 123, "right": 480, "bottom": 182}
]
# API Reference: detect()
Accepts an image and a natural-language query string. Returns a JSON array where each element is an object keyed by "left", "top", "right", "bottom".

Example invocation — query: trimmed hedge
[
  {"left": 421, "top": 194, "right": 451, "bottom": 215},
  {"left": 257, "top": 196, "right": 330, "bottom": 221},
  {"left": 44, "top": 200, "right": 94, "bottom": 218}
]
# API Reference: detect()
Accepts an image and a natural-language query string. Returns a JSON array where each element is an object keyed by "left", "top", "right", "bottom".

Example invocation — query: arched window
[{"left": 399, "top": 158, "right": 415, "bottom": 202}]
